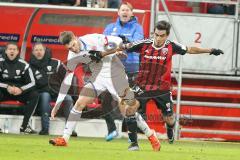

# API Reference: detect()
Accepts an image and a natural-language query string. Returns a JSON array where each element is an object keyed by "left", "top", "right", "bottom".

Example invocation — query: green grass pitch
[{"left": 0, "top": 134, "right": 239, "bottom": 160}]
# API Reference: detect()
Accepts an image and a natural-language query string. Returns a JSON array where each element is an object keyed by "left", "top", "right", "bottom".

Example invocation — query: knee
[
  {"left": 64, "top": 95, "right": 73, "bottom": 102},
  {"left": 39, "top": 92, "right": 51, "bottom": 105},
  {"left": 38, "top": 93, "right": 51, "bottom": 109},
  {"left": 126, "top": 99, "right": 139, "bottom": 116},
  {"left": 40, "top": 92, "right": 51, "bottom": 100},
  {"left": 31, "top": 91, "right": 39, "bottom": 99},
  {"left": 74, "top": 98, "right": 86, "bottom": 111},
  {"left": 119, "top": 99, "right": 140, "bottom": 116},
  {"left": 164, "top": 115, "right": 175, "bottom": 126}
]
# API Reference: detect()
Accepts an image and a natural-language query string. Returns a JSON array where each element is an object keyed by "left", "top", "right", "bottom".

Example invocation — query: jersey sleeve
[
  {"left": 0, "top": 59, "right": 8, "bottom": 89},
  {"left": 106, "top": 35, "right": 123, "bottom": 46},
  {"left": 126, "top": 39, "right": 152, "bottom": 53},
  {"left": 20, "top": 66, "right": 36, "bottom": 93},
  {"left": 67, "top": 51, "right": 92, "bottom": 71},
  {"left": 171, "top": 41, "right": 187, "bottom": 55}
]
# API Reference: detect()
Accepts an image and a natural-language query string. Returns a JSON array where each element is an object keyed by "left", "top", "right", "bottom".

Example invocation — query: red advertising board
[{"left": 0, "top": 5, "right": 150, "bottom": 62}]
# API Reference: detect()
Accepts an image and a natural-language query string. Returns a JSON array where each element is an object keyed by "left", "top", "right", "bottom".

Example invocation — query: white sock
[
  {"left": 63, "top": 108, "right": 82, "bottom": 142},
  {"left": 135, "top": 112, "right": 153, "bottom": 137}
]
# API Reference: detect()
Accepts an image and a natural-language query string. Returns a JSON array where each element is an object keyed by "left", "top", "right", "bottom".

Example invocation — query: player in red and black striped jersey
[{"left": 121, "top": 20, "right": 224, "bottom": 143}]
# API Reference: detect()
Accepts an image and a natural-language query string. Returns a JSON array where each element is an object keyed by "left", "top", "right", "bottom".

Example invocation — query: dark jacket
[
  {"left": 0, "top": 52, "right": 35, "bottom": 94},
  {"left": 29, "top": 48, "right": 67, "bottom": 96}
]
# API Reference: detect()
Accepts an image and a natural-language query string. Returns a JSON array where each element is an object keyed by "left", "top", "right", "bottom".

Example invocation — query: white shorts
[{"left": 84, "top": 72, "right": 133, "bottom": 102}]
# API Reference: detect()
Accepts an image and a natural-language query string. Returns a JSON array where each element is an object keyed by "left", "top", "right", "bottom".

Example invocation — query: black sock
[
  {"left": 125, "top": 115, "right": 138, "bottom": 143},
  {"left": 166, "top": 123, "right": 175, "bottom": 129},
  {"left": 166, "top": 123, "right": 175, "bottom": 139}
]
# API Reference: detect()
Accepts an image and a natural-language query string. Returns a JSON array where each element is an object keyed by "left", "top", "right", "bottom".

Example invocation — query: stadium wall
[{"left": 0, "top": 115, "right": 123, "bottom": 138}]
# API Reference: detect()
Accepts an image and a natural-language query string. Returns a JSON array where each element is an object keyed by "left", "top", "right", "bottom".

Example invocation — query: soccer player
[
  {"left": 120, "top": 20, "right": 224, "bottom": 144},
  {"left": 49, "top": 31, "right": 160, "bottom": 151}
]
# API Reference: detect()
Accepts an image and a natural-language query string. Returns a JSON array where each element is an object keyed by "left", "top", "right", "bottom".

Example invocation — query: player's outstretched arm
[
  {"left": 88, "top": 47, "right": 123, "bottom": 62},
  {"left": 187, "top": 47, "right": 224, "bottom": 55},
  {"left": 119, "top": 43, "right": 133, "bottom": 51}
]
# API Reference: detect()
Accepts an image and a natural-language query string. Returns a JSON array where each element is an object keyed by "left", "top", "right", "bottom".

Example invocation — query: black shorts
[{"left": 136, "top": 90, "right": 174, "bottom": 117}]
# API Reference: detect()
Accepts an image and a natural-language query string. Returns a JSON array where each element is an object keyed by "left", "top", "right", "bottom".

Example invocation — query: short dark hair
[
  {"left": 5, "top": 42, "right": 19, "bottom": 50},
  {"left": 154, "top": 20, "right": 171, "bottom": 35},
  {"left": 32, "top": 42, "right": 46, "bottom": 50},
  {"left": 59, "top": 31, "right": 75, "bottom": 45}
]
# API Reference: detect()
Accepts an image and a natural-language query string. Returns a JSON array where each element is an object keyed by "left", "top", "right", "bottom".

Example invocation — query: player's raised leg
[{"left": 135, "top": 112, "right": 161, "bottom": 151}]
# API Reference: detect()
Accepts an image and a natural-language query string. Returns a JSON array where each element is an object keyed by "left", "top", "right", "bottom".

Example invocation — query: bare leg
[{"left": 63, "top": 85, "right": 96, "bottom": 142}]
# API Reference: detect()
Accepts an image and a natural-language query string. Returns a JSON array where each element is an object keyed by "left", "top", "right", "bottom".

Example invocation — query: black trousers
[
  {"left": 100, "top": 91, "right": 118, "bottom": 134},
  {"left": 0, "top": 89, "right": 39, "bottom": 129}
]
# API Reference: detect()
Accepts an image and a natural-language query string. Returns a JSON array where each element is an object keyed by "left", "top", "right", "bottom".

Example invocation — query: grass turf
[{"left": 0, "top": 134, "right": 239, "bottom": 160}]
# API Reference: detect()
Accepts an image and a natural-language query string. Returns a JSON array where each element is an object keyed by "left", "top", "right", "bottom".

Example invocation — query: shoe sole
[
  {"left": 128, "top": 147, "right": 140, "bottom": 151},
  {"left": 20, "top": 132, "right": 37, "bottom": 135},
  {"left": 49, "top": 139, "right": 67, "bottom": 146}
]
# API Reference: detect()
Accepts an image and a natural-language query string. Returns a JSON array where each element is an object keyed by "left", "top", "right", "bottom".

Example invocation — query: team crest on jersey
[
  {"left": 3, "top": 69, "right": 8, "bottom": 73},
  {"left": 47, "top": 66, "right": 52, "bottom": 71},
  {"left": 166, "top": 102, "right": 171, "bottom": 112},
  {"left": 162, "top": 48, "right": 168, "bottom": 55},
  {"left": 16, "top": 70, "right": 21, "bottom": 75},
  {"left": 36, "top": 74, "right": 42, "bottom": 79},
  {"left": 144, "top": 50, "right": 150, "bottom": 54},
  {"left": 2, "top": 74, "right": 8, "bottom": 78},
  {"left": 35, "top": 70, "right": 40, "bottom": 75}
]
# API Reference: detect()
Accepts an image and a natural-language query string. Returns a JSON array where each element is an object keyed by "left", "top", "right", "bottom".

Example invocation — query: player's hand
[
  {"left": 89, "top": 50, "right": 102, "bottom": 62},
  {"left": 118, "top": 35, "right": 130, "bottom": 44},
  {"left": 51, "top": 106, "right": 58, "bottom": 119},
  {"left": 210, "top": 48, "right": 224, "bottom": 56}
]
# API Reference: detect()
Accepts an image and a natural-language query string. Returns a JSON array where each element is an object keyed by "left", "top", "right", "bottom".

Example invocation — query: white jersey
[
  {"left": 55, "top": 34, "right": 125, "bottom": 108},
  {"left": 67, "top": 33, "right": 125, "bottom": 78}
]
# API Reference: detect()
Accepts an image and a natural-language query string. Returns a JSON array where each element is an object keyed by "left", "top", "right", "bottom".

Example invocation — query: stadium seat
[{"left": 0, "top": 100, "right": 24, "bottom": 108}]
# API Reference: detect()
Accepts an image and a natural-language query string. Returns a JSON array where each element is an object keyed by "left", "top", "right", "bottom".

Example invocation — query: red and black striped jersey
[{"left": 127, "top": 39, "right": 187, "bottom": 91}]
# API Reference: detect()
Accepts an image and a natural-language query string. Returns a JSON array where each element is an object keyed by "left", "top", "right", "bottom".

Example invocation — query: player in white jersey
[{"left": 49, "top": 31, "right": 160, "bottom": 151}]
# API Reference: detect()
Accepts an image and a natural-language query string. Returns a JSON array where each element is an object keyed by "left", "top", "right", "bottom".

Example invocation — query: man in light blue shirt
[{"left": 102, "top": 2, "right": 146, "bottom": 151}]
